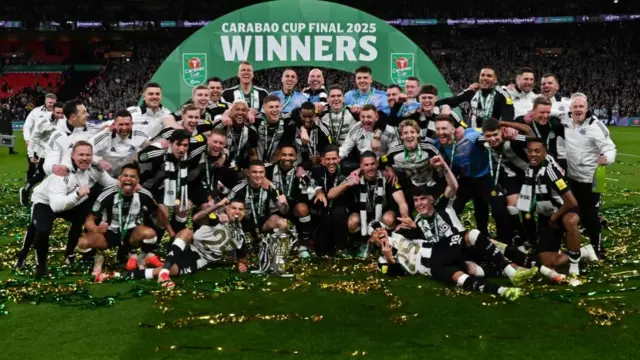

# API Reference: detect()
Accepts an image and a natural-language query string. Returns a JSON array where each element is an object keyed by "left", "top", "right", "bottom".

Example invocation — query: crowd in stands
[
  {"left": 1, "top": 18, "right": 639, "bottom": 121},
  {"left": 2, "top": 0, "right": 636, "bottom": 22}
]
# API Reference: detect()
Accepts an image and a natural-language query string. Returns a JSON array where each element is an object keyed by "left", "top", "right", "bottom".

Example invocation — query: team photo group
[{"left": 17, "top": 61, "right": 616, "bottom": 301}]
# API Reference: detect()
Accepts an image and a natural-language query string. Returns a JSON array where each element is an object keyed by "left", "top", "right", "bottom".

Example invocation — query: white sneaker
[{"left": 580, "top": 244, "right": 599, "bottom": 263}]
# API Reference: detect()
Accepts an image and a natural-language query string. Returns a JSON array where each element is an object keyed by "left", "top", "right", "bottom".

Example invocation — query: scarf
[
  {"left": 109, "top": 191, "right": 142, "bottom": 236},
  {"left": 272, "top": 165, "right": 296, "bottom": 198},
  {"left": 245, "top": 184, "right": 268, "bottom": 226},
  {"left": 163, "top": 151, "right": 189, "bottom": 211},
  {"left": 416, "top": 214, "right": 441, "bottom": 244},
  {"left": 517, "top": 165, "right": 544, "bottom": 213},
  {"left": 230, "top": 217, "right": 247, "bottom": 250},
  {"left": 358, "top": 171, "right": 385, "bottom": 236},
  {"left": 234, "top": 87, "right": 260, "bottom": 110},
  {"left": 470, "top": 89, "right": 495, "bottom": 128},
  {"left": 295, "top": 126, "right": 318, "bottom": 161},
  {"left": 257, "top": 119, "right": 284, "bottom": 163},
  {"left": 228, "top": 125, "right": 248, "bottom": 166}
]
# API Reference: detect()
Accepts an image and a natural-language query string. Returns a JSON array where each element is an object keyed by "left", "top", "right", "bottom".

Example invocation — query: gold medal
[
  {"left": 491, "top": 190, "right": 497, "bottom": 197},
  {"left": 175, "top": 199, "right": 181, "bottom": 206},
  {"left": 525, "top": 213, "right": 532, "bottom": 219}
]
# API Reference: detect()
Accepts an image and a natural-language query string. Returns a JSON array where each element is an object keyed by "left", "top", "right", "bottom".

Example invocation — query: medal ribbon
[
  {"left": 262, "top": 120, "right": 281, "bottom": 161},
  {"left": 329, "top": 109, "right": 346, "bottom": 141},
  {"left": 532, "top": 122, "right": 553, "bottom": 149},
  {"left": 487, "top": 150, "right": 503, "bottom": 188},
  {"left": 248, "top": 186, "right": 265, "bottom": 227},
  {"left": 117, "top": 188, "right": 134, "bottom": 240}
]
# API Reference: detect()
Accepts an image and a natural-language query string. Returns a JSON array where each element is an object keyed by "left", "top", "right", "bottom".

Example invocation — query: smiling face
[
  {"left": 238, "top": 63, "right": 254, "bottom": 85},
  {"left": 118, "top": 167, "right": 139, "bottom": 196},
  {"left": 419, "top": 93, "right": 437, "bottom": 112},
  {"left": 483, "top": 128, "right": 503, "bottom": 148},
  {"left": 479, "top": 68, "right": 497, "bottom": 90},
  {"left": 322, "top": 150, "right": 339, "bottom": 174},
  {"left": 328, "top": 88, "right": 344, "bottom": 111},
  {"left": 226, "top": 200, "right": 246, "bottom": 222},
  {"left": 527, "top": 141, "right": 546, "bottom": 167},
  {"left": 248, "top": 164, "right": 265, "bottom": 187},
  {"left": 114, "top": 115, "right": 132, "bottom": 138},
  {"left": 308, "top": 69, "right": 324, "bottom": 88},
  {"left": 44, "top": 97, "right": 56, "bottom": 111},
  {"left": 571, "top": 97, "right": 588, "bottom": 123},
  {"left": 278, "top": 146, "right": 297, "bottom": 171},
  {"left": 355, "top": 71, "right": 373, "bottom": 93},
  {"left": 414, "top": 194, "right": 435, "bottom": 217},
  {"left": 264, "top": 100, "right": 282, "bottom": 123},
  {"left": 400, "top": 124, "right": 419, "bottom": 149},
  {"left": 71, "top": 104, "right": 89, "bottom": 127},
  {"left": 360, "top": 109, "right": 377, "bottom": 131},
  {"left": 282, "top": 70, "right": 298, "bottom": 92},
  {"left": 143, "top": 86, "right": 162, "bottom": 108},
  {"left": 533, "top": 104, "right": 551, "bottom": 125},
  {"left": 387, "top": 87, "right": 401, "bottom": 106},
  {"left": 208, "top": 133, "right": 226, "bottom": 157},
  {"left": 181, "top": 109, "right": 200, "bottom": 133},
  {"left": 300, "top": 108, "right": 315, "bottom": 129},
  {"left": 72, "top": 144, "right": 93, "bottom": 170},
  {"left": 192, "top": 88, "right": 210, "bottom": 109},
  {"left": 435, "top": 119, "right": 454, "bottom": 145},
  {"left": 360, "top": 156, "right": 378, "bottom": 180},
  {"left": 517, "top": 72, "right": 535, "bottom": 93},
  {"left": 230, "top": 102, "right": 249, "bottom": 125},
  {"left": 541, "top": 76, "right": 559, "bottom": 98},
  {"left": 207, "top": 80, "right": 223, "bottom": 101}
]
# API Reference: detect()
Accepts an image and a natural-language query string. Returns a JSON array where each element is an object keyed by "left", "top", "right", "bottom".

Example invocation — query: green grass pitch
[{"left": 0, "top": 128, "right": 639, "bottom": 360}]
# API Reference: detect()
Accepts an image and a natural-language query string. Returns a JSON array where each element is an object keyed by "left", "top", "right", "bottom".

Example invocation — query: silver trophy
[{"left": 252, "top": 226, "right": 298, "bottom": 277}]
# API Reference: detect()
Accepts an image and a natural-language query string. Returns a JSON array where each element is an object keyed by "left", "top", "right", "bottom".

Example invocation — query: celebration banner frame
[{"left": 149, "top": 0, "right": 452, "bottom": 110}]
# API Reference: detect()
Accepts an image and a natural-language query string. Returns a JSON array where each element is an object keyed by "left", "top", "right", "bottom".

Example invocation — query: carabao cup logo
[
  {"left": 391, "top": 53, "right": 415, "bottom": 86},
  {"left": 182, "top": 53, "right": 207, "bottom": 87}
]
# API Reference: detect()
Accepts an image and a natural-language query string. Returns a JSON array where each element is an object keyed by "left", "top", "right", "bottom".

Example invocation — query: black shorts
[
  {"left": 242, "top": 212, "right": 277, "bottom": 236},
  {"left": 175, "top": 246, "right": 208, "bottom": 276},
  {"left": 105, "top": 229, "right": 134, "bottom": 249},
  {"left": 503, "top": 176, "right": 524, "bottom": 196},
  {"left": 189, "top": 180, "right": 214, "bottom": 207},
  {"left": 536, "top": 209, "right": 579, "bottom": 253},
  {"left": 429, "top": 231, "right": 469, "bottom": 283}
]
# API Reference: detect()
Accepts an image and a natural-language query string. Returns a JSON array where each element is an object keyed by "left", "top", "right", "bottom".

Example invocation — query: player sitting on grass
[
  {"left": 122, "top": 199, "right": 249, "bottom": 288},
  {"left": 369, "top": 155, "right": 538, "bottom": 301}
]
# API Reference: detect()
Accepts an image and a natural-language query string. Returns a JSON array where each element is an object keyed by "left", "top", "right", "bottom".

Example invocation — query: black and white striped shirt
[
  {"left": 90, "top": 186, "right": 158, "bottom": 234},
  {"left": 380, "top": 142, "right": 440, "bottom": 187},
  {"left": 477, "top": 134, "right": 529, "bottom": 178},
  {"left": 221, "top": 85, "right": 269, "bottom": 111},
  {"left": 526, "top": 156, "right": 571, "bottom": 216},
  {"left": 319, "top": 107, "right": 359, "bottom": 145},
  {"left": 227, "top": 181, "right": 281, "bottom": 222}
]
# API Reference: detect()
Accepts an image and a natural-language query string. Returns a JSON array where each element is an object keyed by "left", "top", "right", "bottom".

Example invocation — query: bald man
[{"left": 303, "top": 68, "right": 328, "bottom": 113}]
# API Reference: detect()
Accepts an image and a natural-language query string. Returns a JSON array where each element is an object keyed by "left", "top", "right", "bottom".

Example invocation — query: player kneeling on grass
[
  {"left": 370, "top": 156, "right": 538, "bottom": 301},
  {"left": 123, "top": 199, "right": 249, "bottom": 288},
  {"left": 78, "top": 163, "right": 174, "bottom": 282},
  {"left": 491, "top": 137, "right": 598, "bottom": 285}
]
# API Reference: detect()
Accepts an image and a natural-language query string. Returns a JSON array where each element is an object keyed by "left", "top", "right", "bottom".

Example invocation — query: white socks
[{"left": 503, "top": 265, "right": 517, "bottom": 279}]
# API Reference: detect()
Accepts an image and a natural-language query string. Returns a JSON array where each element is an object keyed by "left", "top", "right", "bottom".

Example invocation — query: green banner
[
  {"left": 629, "top": 117, "right": 640, "bottom": 127},
  {"left": 149, "top": 0, "right": 452, "bottom": 110}
]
